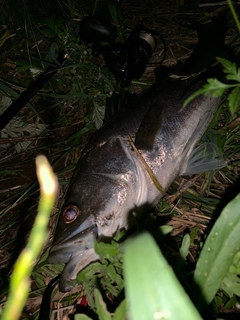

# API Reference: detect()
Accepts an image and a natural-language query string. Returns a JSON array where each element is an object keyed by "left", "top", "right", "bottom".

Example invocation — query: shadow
[
  {"left": 123, "top": 174, "right": 240, "bottom": 318},
  {"left": 215, "top": 175, "right": 240, "bottom": 216}
]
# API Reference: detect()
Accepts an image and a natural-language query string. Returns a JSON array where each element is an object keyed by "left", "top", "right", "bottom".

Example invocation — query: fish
[{"left": 48, "top": 14, "right": 228, "bottom": 292}]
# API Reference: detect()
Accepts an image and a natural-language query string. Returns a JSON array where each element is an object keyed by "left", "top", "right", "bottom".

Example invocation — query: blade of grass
[
  {"left": 1, "top": 155, "right": 57, "bottom": 320},
  {"left": 227, "top": 0, "right": 240, "bottom": 32}
]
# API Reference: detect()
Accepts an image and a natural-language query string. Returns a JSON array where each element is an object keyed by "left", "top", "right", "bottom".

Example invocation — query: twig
[
  {"left": 127, "top": 135, "right": 168, "bottom": 196},
  {"left": 199, "top": 1, "right": 237, "bottom": 7}
]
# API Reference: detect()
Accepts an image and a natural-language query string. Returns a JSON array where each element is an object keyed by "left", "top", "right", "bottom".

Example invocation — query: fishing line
[{"left": 38, "top": 275, "right": 60, "bottom": 320}]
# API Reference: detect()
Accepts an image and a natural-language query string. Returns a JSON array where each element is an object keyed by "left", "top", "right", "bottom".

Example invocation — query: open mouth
[
  {"left": 58, "top": 247, "right": 100, "bottom": 292},
  {"left": 48, "top": 222, "right": 99, "bottom": 292},
  {"left": 48, "top": 222, "right": 97, "bottom": 259}
]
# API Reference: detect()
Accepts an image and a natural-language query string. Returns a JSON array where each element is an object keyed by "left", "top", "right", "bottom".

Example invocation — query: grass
[
  {"left": 0, "top": 0, "right": 240, "bottom": 319},
  {"left": 0, "top": 0, "right": 118, "bottom": 316}
]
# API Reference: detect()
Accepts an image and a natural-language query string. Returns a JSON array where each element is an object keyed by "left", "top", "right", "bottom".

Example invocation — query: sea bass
[{"left": 48, "top": 15, "right": 228, "bottom": 292}]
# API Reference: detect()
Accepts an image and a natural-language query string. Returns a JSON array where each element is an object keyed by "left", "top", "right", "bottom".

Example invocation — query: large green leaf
[
  {"left": 194, "top": 193, "right": 240, "bottom": 311},
  {"left": 124, "top": 232, "right": 202, "bottom": 320}
]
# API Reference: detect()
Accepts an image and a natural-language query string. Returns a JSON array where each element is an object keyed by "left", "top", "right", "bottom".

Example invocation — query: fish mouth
[
  {"left": 58, "top": 247, "right": 100, "bottom": 292},
  {"left": 48, "top": 216, "right": 100, "bottom": 292},
  {"left": 48, "top": 224, "right": 97, "bottom": 261}
]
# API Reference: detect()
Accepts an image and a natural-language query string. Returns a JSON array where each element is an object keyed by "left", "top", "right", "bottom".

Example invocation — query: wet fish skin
[
  {"left": 48, "top": 15, "right": 227, "bottom": 292},
  {"left": 49, "top": 77, "right": 221, "bottom": 292}
]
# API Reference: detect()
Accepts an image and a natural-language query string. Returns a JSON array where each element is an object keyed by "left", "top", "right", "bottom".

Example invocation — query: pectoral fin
[
  {"left": 180, "top": 142, "right": 228, "bottom": 176},
  {"left": 135, "top": 104, "right": 163, "bottom": 150}
]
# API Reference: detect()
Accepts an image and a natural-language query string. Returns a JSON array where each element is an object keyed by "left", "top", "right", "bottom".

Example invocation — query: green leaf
[
  {"left": 220, "top": 250, "right": 240, "bottom": 298},
  {"left": 221, "top": 273, "right": 240, "bottom": 298},
  {"left": 124, "top": 232, "right": 202, "bottom": 320},
  {"left": 74, "top": 314, "right": 93, "bottom": 320},
  {"left": 94, "top": 240, "right": 119, "bottom": 259},
  {"left": 15, "top": 59, "right": 32, "bottom": 72},
  {"left": 0, "top": 81, "right": 24, "bottom": 100},
  {"left": 183, "top": 87, "right": 206, "bottom": 107},
  {"left": 217, "top": 57, "right": 237, "bottom": 74},
  {"left": 40, "top": 267, "right": 59, "bottom": 278},
  {"left": 77, "top": 262, "right": 105, "bottom": 282},
  {"left": 68, "top": 122, "right": 95, "bottom": 146},
  {"left": 107, "top": 263, "right": 117, "bottom": 281},
  {"left": 223, "top": 295, "right": 238, "bottom": 309},
  {"left": 108, "top": 0, "right": 119, "bottom": 25},
  {"left": 228, "top": 85, "right": 240, "bottom": 114},
  {"left": 159, "top": 225, "right": 173, "bottom": 235},
  {"left": 183, "top": 79, "right": 231, "bottom": 107},
  {"left": 115, "top": 273, "right": 124, "bottom": 289},
  {"left": 194, "top": 193, "right": 240, "bottom": 311},
  {"left": 214, "top": 295, "right": 223, "bottom": 308},
  {"left": 92, "top": 104, "right": 105, "bottom": 129},
  {"left": 204, "top": 78, "right": 232, "bottom": 97},
  {"left": 94, "top": 288, "right": 112, "bottom": 320},
  {"left": 217, "top": 57, "right": 240, "bottom": 82},
  {"left": 113, "top": 299, "right": 127, "bottom": 320},
  {"left": 32, "top": 272, "right": 46, "bottom": 288},
  {"left": 113, "top": 229, "right": 126, "bottom": 242},
  {"left": 179, "top": 233, "right": 190, "bottom": 260},
  {"left": 104, "top": 282, "right": 119, "bottom": 296},
  {"left": 49, "top": 42, "right": 61, "bottom": 66}
]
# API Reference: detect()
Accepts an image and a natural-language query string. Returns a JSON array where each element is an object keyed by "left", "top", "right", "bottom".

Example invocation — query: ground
[{"left": 0, "top": 0, "right": 240, "bottom": 319}]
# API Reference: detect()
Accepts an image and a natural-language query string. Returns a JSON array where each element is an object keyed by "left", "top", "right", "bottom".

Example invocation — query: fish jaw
[
  {"left": 48, "top": 214, "right": 100, "bottom": 292},
  {"left": 48, "top": 225, "right": 100, "bottom": 292},
  {"left": 59, "top": 248, "right": 99, "bottom": 292},
  {"left": 48, "top": 222, "right": 97, "bottom": 264}
]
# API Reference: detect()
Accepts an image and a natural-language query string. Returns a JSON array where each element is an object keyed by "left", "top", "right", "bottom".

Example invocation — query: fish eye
[{"left": 62, "top": 205, "right": 80, "bottom": 224}]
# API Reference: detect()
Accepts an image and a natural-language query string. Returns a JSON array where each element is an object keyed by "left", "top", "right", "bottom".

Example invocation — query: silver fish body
[{"left": 49, "top": 15, "right": 227, "bottom": 292}]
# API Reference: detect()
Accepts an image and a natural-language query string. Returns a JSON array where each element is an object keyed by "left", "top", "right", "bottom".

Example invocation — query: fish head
[
  {"left": 48, "top": 202, "right": 98, "bottom": 292},
  {"left": 48, "top": 138, "right": 142, "bottom": 292}
]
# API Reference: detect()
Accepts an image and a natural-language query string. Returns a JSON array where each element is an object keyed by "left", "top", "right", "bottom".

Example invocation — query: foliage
[
  {"left": 2, "top": 188, "right": 240, "bottom": 319},
  {"left": 1, "top": 0, "right": 240, "bottom": 320},
  {"left": 76, "top": 240, "right": 124, "bottom": 310},
  {"left": 72, "top": 192, "right": 240, "bottom": 319},
  {"left": 184, "top": 58, "right": 240, "bottom": 115}
]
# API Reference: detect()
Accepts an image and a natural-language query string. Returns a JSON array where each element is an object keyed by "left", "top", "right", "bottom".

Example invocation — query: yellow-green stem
[{"left": 2, "top": 155, "right": 57, "bottom": 320}]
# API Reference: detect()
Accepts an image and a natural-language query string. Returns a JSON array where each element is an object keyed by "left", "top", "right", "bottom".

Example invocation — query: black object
[
  {"left": 79, "top": 16, "right": 118, "bottom": 57},
  {"left": 79, "top": 16, "right": 166, "bottom": 88},
  {"left": 0, "top": 53, "right": 65, "bottom": 132},
  {"left": 38, "top": 275, "right": 60, "bottom": 320},
  {"left": 107, "top": 25, "right": 159, "bottom": 88}
]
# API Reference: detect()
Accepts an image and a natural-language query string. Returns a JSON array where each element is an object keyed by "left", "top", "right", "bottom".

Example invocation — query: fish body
[{"left": 49, "top": 15, "right": 228, "bottom": 292}]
